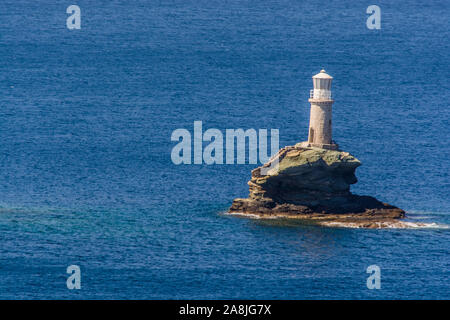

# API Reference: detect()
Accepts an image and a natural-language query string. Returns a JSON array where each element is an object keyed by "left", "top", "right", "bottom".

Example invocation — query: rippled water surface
[{"left": 0, "top": 0, "right": 449, "bottom": 299}]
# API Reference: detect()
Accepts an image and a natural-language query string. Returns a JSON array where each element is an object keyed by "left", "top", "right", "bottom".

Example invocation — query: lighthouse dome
[
  {"left": 312, "top": 69, "right": 333, "bottom": 90},
  {"left": 312, "top": 69, "right": 333, "bottom": 79}
]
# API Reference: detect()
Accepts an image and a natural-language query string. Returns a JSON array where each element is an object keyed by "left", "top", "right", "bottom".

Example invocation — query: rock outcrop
[{"left": 229, "top": 144, "right": 405, "bottom": 228}]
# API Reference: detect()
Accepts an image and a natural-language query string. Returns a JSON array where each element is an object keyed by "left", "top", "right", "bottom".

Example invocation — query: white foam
[
  {"left": 224, "top": 211, "right": 277, "bottom": 219},
  {"left": 396, "top": 221, "right": 449, "bottom": 229},
  {"left": 320, "top": 220, "right": 449, "bottom": 229},
  {"left": 224, "top": 212, "right": 449, "bottom": 229}
]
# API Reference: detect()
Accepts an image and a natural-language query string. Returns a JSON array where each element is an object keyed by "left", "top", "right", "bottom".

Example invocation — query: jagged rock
[{"left": 229, "top": 145, "right": 405, "bottom": 228}]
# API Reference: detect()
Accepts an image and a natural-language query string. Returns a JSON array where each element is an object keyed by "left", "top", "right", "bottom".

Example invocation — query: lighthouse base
[
  {"left": 229, "top": 144, "right": 406, "bottom": 228},
  {"left": 297, "top": 141, "right": 339, "bottom": 150}
]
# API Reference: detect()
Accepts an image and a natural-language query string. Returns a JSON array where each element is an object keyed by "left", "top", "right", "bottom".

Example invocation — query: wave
[
  {"left": 224, "top": 211, "right": 449, "bottom": 229},
  {"left": 320, "top": 220, "right": 449, "bottom": 229},
  {"left": 223, "top": 211, "right": 277, "bottom": 220}
]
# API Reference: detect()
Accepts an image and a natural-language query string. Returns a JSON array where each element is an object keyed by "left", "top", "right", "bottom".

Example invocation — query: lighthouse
[{"left": 300, "top": 69, "right": 339, "bottom": 150}]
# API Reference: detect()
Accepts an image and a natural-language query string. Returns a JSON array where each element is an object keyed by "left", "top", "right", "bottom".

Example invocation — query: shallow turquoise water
[{"left": 0, "top": 0, "right": 449, "bottom": 299}]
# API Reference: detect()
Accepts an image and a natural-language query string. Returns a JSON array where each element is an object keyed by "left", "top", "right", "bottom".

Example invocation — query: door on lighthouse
[{"left": 309, "top": 128, "right": 314, "bottom": 143}]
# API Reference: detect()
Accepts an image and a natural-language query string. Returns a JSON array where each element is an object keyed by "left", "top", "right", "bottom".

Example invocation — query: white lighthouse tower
[{"left": 300, "top": 69, "right": 339, "bottom": 150}]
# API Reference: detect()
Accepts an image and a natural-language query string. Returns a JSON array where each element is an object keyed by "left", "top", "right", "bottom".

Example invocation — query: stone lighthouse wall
[{"left": 307, "top": 101, "right": 334, "bottom": 147}]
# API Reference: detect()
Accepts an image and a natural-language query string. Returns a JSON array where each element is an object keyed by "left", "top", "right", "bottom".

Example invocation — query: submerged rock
[{"left": 229, "top": 144, "right": 405, "bottom": 228}]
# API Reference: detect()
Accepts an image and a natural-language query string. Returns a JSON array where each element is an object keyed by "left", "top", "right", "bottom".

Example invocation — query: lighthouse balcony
[{"left": 310, "top": 89, "right": 332, "bottom": 100}]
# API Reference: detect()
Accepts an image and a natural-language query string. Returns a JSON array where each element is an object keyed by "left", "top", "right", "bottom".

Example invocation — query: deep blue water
[{"left": 0, "top": 0, "right": 449, "bottom": 299}]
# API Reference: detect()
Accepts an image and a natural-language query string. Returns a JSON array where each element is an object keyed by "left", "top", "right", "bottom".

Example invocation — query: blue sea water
[{"left": 0, "top": 0, "right": 449, "bottom": 299}]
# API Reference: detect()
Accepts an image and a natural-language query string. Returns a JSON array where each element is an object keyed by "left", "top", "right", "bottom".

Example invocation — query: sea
[{"left": 0, "top": 0, "right": 448, "bottom": 299}]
